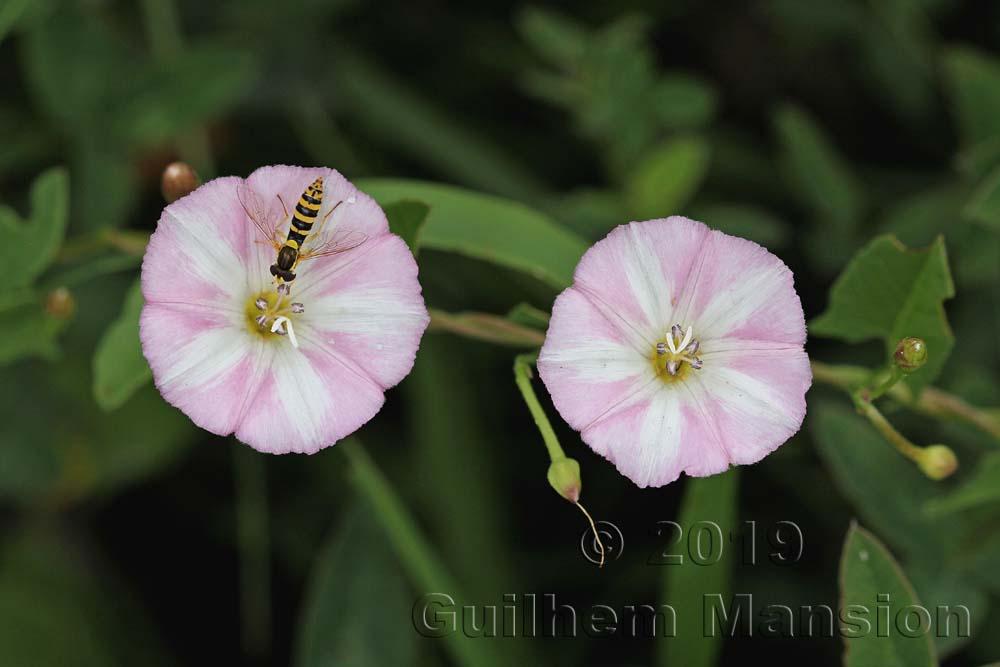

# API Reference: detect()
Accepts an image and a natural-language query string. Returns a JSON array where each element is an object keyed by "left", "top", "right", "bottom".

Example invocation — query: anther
[
  {"left": 689, "top": 357, "right": 703, "bottom": 370},
  {"left": 291, "top": 302, "right": 305, "bottom": 314},
  {"left": 656, "top": 342, "right": 667, "bottom": 355},
  {"left": 666, "top": 359, "right": 678, "bottom": 376},
  {"left": 255, "top": 298, "right": 268, "bottom": 311},
  {"left": 671, "top": 324, "right": 682, "bottom": 340},
  {"left": 255, "top": 315, "right": 268, "bottom": 329},
  {"left": 277, "top": 284, "right": 290, "bottom": 296},
  {"left": 685, "top": 340, "right": 699, "bottom": 355}
]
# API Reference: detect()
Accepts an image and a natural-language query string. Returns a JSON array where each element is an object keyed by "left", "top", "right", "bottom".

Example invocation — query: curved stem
[{"left": 513, "top": 353, "right": 566, "bottom": 463}]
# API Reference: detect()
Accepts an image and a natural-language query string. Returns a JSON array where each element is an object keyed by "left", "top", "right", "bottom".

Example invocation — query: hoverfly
[{"left": 237, "top": 177, "right": 368, "bottom": 284}]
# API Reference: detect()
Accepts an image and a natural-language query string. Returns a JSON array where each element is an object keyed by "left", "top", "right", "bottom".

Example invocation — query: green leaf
[
  {"left": 112, "top": 45, "right": 256, "bottom": 147},
  {"left": 505, "top": 302, "right": 551, "bottom": 330},
  {"left": 659, "top": 469, "right": 739, "bottom": 667},
  {"left": 0, "top": 167, "right": 69, "bottom": 288},
  {"left": 0, "top": 0, "right": 32, "bottom": 45},
  {"left": 650, "top": 74, "right": 718, "bottom": 130},
  {"left": 516, "top": 6, "right": 587, "bottom": 70},
  {"left": 774, "top": 103, "right": 863, "bottom": 228},
  {"left": 908, "top": 566, "right": 988, "bottom": 658},
  {"left": 774, "top": 104, "right": 863, "bottom": 272},
  {"left": 810, "top": 401, "right": 964, "bottom": 563},
  {"left": 964, "top": 164, "right": 1000, "bottom": 230},
  {"left": 0, "top": 289, "right": 69, "bottom": 366},
  {"left": 811, "top": 235, "right": 954, "bottom": 393},
  {"left": 689, "top": 202, "right": 790, "bottom": 248},
  {"left": 332, "top": 49, "right": 545, "bottom": 203},
  {"left": 382, "top": 200, "right": 429, "bottom": 256},
  {"left": 93, "top": 280, "right": 150, "bottom": 411},
  {"left": 295, "top": 502, "right": 415, "bottom": 667},
  {"left": 839, "top": 523, "right": 937, "bottom": 667},
  {"left": 625, "top": 135, "right": 711, "bottom": 219},
  {"left": 942, "top": 47, "right": 1000, "bottom": 150},
  {"left": 926, "top": 453, "right": 1000, "bottom": 516},
  {"left": 358, "top": 179, "right": 588, "bottom": 290}
]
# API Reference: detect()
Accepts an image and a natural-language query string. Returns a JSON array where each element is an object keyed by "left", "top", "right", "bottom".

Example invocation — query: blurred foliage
[{"left": 1, "top": 1, "right": 1000, "bottom": 666}]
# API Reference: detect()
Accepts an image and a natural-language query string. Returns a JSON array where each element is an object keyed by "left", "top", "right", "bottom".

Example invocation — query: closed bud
[
  {"left": 547, "top": 457, "right": 582, "bottom": 503},
  {"left": 161, "top": 161, "right": 201, "bottom": 203},
  {"left": 894, "top": 337, "right": 927, "bottom": 373},
  {"left": 918, "top": 445, "right": 958, "bottom": 480},
  {"left": 45, "top": 287, "right": 75, "bottom": 320}
]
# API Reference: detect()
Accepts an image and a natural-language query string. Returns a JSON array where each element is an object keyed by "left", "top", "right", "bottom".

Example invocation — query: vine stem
[
  {"left": 232, "top": 446, "right": 271, "bottom": 658},
  {"left": 513, "top": 352, "right": 566, "bottom": 462},
  {"left": 341, "top": 440, "right": 502, "bottom": 667}
]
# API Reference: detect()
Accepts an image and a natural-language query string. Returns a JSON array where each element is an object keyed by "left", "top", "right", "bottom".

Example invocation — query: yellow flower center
[
  {"left": 650, "top": 324, "right": 703, "bottom": 384},
  {"left": 245, "top": 286, "right": 303, "bottom": 346}
]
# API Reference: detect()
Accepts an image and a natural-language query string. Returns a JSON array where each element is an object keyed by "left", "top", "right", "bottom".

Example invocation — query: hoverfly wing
[
  {"left": 300, "top": 229, "right": 369, "bottom": 259},
  {"left": 237, "top": 180, "right": 281, "bottom": 244}
]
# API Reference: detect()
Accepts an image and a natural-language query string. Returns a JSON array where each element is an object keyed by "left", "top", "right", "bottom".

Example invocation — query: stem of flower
[
  {"left": 341, "top": 439, "right": 503, "bottom": 667},
  {"left": 430, "top": 308, "right": 545, "bottom": 347},
  {"left": 513, "top": 353, "right": 565, "bottom": 463},
  {"left": 853, "top": 396, "right": 922, "bottom": 462},
  {"left": 232, "top": 446, "right": 271, "bottom": 658},
  {"left": 812, "top": 360, "right": 1000, "bottom": 442}
]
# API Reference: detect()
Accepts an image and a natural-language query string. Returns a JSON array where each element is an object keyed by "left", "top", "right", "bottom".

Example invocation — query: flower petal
[
  {"left": 140, "top": 303, "right": 261, "bottom": 436},
  {"left": 694, "top": 342, "right": 811, "bottom": 465},
  {"left": 142, "top": 176, "right": 249, "bottom": 310},
  {"left": 571, "top": 217, "right": 710, "bottom": 344},
  {"left": 678, "top": 228, "right": 806, "bottom": 344},
  {"left": 234, "top": 342, "right": 386, "bottom": 454},
  {"left": 294, "top": 233, "right": 429, "bottom": 390},
  {"left": 538, "top": 286, "right": 653, "bottom": 431}
]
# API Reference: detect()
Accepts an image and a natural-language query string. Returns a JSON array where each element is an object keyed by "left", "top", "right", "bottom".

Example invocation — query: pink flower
[
  {"left": 537, "top": 217, "right": 810, "bottom": 487},
  {"left": 140, "top": 165, "right": 429, "bottom": 454}
]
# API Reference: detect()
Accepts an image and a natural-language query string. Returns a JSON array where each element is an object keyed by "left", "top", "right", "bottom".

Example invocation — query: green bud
[
  {"left": 547, "top": 457, "right": 581, "bottom": 503},
  {"left": 894, "top": 337, "right": 927, "bottom": 373},
  {"left": 918, "top": 445, "right": 958, "bottom": 480}
]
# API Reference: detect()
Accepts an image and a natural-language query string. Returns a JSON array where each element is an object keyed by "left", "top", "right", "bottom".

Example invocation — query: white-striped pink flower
[
  {"left": 538, "top": 217, "right": 810, "bottom": 488},
  {"left": 140, "top": 165, "right": 429, "bottom": 454}
]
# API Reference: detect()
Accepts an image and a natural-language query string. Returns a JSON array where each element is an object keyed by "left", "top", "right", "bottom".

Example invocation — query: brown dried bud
[
  {"left": 161, "top": 161, "right": 201, "bottom": 203},
  {"left": 45, "top": 287, "right": 76, "bottom": 320}
]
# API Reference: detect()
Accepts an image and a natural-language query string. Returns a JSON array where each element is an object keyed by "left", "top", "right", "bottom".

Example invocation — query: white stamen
[
  {"left": 678, "top": 326, "right": 693, "bottom": 352},
  {"left": 665, "top": 332, "right": 678, "bottom": 355},
  {"left": 271, "top": 316, "right": 299, "bottom": 349}
]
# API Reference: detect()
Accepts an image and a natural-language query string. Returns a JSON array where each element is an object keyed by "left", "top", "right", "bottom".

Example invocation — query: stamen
[
  {"left": 656, "top": 342, "right": 667, "bottom": 356},
  {"left": 666, "top": 359, "right": 678, "bottom": 376},
  {"left": 276, "top": 284, "right": 290, "bottom": 296},
  {"left": 271, "top": 316, "right": 299, "bottom": 348},
  {"left": 255, "top": 298, "right": 268, "bottom": 311},
  {"left": 255, "top": 315, "right": 268, "bottom": 329},
  {"left": 671, "top": 323, "right": 682, "bottom": 341},
  {"left": 685, "top": 340, "right": 699, "bottom": 355},
  {"left": 291, "top": 302, "right": 305, "bottom": 314},
  {"left": 678, "top": 326, "right": 693, "bottom": 352},
  {"left": 689, "top": 357, "right": 703, "bottom": 370}
]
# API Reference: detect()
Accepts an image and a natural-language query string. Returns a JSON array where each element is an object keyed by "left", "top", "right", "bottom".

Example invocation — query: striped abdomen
[{"left": 270, "top": 177, "right": 323, "bottom": 282}]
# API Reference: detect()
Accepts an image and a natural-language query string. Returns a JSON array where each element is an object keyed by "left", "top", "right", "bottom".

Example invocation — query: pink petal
[
  {"left": 681, "top": 228, "right": 806, "bottom": 345},
  {"left": 538, "top": 287, "right": 652, "bottom": 431},
  {"left": 571, "top": 217, "right": 710, "bottom": 343},
  {"left": 235, "top": 343, "right": 385, "bottom": 454},
  {"left": 140, "top": 304, "right": 261, "bottom": 436},
  {"left": 295, "top": 233, "right": 430, "bottom": 390},
  {"left": 142, "top": 176, "right": 250, "bottom": 309}
]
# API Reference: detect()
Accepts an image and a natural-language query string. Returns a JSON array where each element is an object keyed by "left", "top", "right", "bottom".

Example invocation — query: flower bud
[
  {"left": 547, "top": 457, "right": 582, "bottom": 503},
  {"left": 918, "top": 445, "right": 958, "bottom": 480},
  {"left": 161, "top": 161, "right": 201, "bottom": 203},
  {"left": 894, "top": 337, "right": 927, "bottom": 373},
  {"left": 44, "top": 287, "right": 75, "bottom": 320}
]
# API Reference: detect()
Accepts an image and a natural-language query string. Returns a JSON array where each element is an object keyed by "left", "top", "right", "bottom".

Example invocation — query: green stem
[
  {"left": 341, "top": 440, "right": 502, "bottom": 667},
  {"left": 811, "top": 361, "right": 1000, "bottom": 442},
  {"left": 854, "top": 398, "right": 922, "bottom": 462},
  {"left": 233, "top": 447, "right": 271, "bottom": 658},
  {"left": 430, "top": 308, "right": 545, "bottom": 348},
  {"left": 513, "top": 353, "right": 566, "bottom": 463},
  {"left": 139, "top": 0, "right": 216, "bottom": 177}
]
